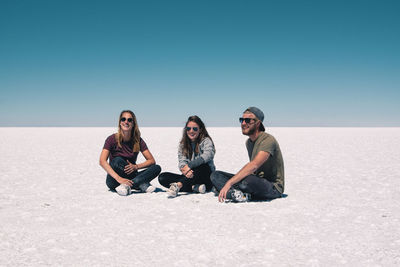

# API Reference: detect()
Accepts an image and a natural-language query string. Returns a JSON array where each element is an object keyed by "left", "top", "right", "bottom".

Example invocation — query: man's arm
[{"left": 218, "top": 151, "right": 270, "bottom": 202}]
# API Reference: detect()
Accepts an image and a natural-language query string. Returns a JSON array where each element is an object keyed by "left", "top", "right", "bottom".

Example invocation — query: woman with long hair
[
  {"left": 100, "top": 110, "right": 161, "bottom": 196},
  {"left": 158, "top": 115, "right": 215, "bottom": 198}
]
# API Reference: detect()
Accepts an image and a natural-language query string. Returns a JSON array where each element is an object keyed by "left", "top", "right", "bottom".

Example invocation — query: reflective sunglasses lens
[{"left": 186, "top": 127, "right": 199, "bottom": 132}]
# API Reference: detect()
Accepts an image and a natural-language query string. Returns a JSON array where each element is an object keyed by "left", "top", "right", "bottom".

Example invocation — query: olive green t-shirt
[{"left": 246, "top": 132, "right": 285, "bottom": 193}]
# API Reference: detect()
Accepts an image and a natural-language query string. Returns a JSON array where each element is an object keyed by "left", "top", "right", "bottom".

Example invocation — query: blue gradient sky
[{"left": 1, "top": 0, "right": 399, "bottom": 126}]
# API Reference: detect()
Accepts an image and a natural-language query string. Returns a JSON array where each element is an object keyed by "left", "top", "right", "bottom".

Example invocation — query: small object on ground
[{"left": 231, "top": 189, "right": 251, "bottom": 202}]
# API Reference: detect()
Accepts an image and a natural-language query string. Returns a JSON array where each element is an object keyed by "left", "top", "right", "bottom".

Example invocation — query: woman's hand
[
  {"left": 124, "top": 160, "right": 138, "bottom": 174},
  {"left": 181, "top": 165, "right": 193, "bottom": 178},
  {"left": 185, "top": 170, "right": 194, "bottom": 178},
  {"left": 117, "top": 177, "right": 133, "bottom": 187},
  {"left": 100, "top": 149, "right": 133, "bottom": 186}
]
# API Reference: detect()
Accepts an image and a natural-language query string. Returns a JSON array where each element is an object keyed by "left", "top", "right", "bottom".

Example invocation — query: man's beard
[{"left": 242, "top": 124, "right": 257, "bottom": 136}]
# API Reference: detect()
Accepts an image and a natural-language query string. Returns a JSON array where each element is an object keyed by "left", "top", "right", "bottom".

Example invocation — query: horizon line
[{"left": 1, "top": 125, "right": 399, "bottom": 128}]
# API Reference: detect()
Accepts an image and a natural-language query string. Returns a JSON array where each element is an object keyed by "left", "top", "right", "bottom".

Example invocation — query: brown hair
[
  {"left": 115, "top": 110, "right": 141, "bottom": 152},
  {"left": 180, "top": 115, "right": 213, "bottom": 158}
]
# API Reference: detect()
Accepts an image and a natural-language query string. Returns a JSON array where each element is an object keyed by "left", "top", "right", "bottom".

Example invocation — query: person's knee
[
  {"left": 157, "top": 172, "right": 168, "bottom": 186},
  {"left": 139, "top": 164, "right": 161, "bottom": 178},
  {"left": 238, "top": 180, "right": 249, "bottom": 191},
  {"left": 210, "top": 171, "right": 219, "bottom": 184},
  {"left": 152, "top": 164, "right": 162, "bottom": 174},
  {"left": 239, "top": 175, "right": 259, "bottom": 192},
  {"left": 195, "top": 163, "right": 211, "bottom": 173},
  {"left": 110, "top": 157, "right": 126, "bottom": 169}
]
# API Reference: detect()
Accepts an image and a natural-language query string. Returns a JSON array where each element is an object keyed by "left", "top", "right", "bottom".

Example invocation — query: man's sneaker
[
  {"left": 192, "top": 184, "right": 206, "bottom": 194},
  {"left": 139, "top": 183, "right": 156, "bottom": 193},
  {"left": 167, "top": 182, "right": 180, "bottom": 198},
  {"left": 231, "top": 189, "right": 251, "bottom": 202},
  {"left": 115, "top": 184, "right": 131, "bottom": 196}
]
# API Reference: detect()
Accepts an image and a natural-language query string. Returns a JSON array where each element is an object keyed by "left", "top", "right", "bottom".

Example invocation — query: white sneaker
[
  {"left": 115, "top": 184, "right": 131, "bottom": 196},
  {"left": 192, "top": 184, "right": 206, "bottom": 194},
  {"left": 139, "top": 183, "right": 156, "bottom": 193},
  {"left": 145, "top": 185, "right": 156, "bottom": 193},
  {"left": 167, "top": 183, "right": 180, "bottom": 198}
]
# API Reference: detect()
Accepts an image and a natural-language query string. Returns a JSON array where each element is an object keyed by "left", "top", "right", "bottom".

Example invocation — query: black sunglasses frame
[
  {"left": 121, "top": 117, "right": 133, "bottom": 123},
  {"left": 239, "top": 117, "right": 258, "bottom": 124}
]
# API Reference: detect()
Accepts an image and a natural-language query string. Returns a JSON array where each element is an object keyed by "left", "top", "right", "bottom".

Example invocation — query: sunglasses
[
  {"left": 186, "top": 127, "right": 199, "bottom": 132},
  {"left": 239, "top": 117, "right": 257, "bottom": 124},
  {"left": 121, "top": 117, "right": 133, "bottom": 123}
]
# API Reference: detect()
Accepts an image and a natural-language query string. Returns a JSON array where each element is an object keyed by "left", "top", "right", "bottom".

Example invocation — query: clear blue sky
[{"left": 1, "top": 0, "right": 399, "bottom": 127}]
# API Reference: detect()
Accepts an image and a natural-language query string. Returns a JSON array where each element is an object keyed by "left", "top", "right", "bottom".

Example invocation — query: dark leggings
[
  {"left": 210, "top": 171, "right": 282, "bottom": 200},
  {"left": 158, "top": 164, "right": 213, "bottom": 192},
  {"left": 106, "top": 157, "right": 161, "bottom": 191}
]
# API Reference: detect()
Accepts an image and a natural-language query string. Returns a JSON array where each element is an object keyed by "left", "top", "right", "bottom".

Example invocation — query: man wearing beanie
[{"left": 211, "top": 107, "right": 284, "bottom": 202}]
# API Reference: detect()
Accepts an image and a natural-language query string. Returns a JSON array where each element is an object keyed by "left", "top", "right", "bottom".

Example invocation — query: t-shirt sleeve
[
  {"left": 103, "top": 134, "right": 115, "bottom": 151},
  {"left": 259, "top": 136, "right": 276, "bottom": 156},
  {"left": 139, "top": 138, "right": 149, "bottom": 152}
]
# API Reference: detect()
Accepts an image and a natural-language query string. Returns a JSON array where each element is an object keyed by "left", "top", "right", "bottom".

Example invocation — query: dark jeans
[
  {"left": 106, "top": 157, "right": 161, "bottom": 191},
  {"left": 158, "top": 164, "right": 213, "bottom": 192},
  {"left": 210, "top": 171, "right": 282, "bottom": 200}
]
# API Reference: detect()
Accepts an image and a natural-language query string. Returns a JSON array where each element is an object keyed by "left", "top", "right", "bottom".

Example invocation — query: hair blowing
[
  {"left": 180, "top": 115, "right": 214, "bottom": 158},
  {"left": 115, "top": 110, "right": 141, "bottom": 152}
]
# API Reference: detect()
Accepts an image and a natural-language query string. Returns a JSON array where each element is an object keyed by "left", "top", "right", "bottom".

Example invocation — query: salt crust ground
[{"left": 1, "top": 127, "right": 399, "bottom": 266}]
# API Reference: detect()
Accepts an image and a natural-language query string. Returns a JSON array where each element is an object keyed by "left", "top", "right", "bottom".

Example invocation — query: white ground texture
[{"left": 1, "top": 127, "right": 399, "bottom": 266}]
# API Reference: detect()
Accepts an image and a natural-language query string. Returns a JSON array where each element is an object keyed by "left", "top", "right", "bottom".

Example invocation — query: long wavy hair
[
  {"left": 180, "top": 115, "right": 213, "bottom": 158},
  {"left": 115, "top": 110, "right": 141, "bottom": 152}
]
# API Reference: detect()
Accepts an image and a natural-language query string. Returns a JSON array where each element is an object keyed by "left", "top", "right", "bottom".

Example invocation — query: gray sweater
[{"left": 178, "top": 137, "right": 216, "bottom": 171}]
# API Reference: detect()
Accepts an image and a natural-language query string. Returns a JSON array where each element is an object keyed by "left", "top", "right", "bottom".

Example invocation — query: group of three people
[{"left": 99, "top": 107, "right": 284, "bottom": 202}]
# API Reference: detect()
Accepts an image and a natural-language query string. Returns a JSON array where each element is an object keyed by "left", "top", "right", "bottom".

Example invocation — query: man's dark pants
[{"left": 210, "top": 171, "right": 282, "bottom": 200}]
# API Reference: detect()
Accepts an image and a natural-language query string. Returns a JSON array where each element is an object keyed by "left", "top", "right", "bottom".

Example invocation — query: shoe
[
  {"left": 115, "top": 184, "right": 131, "bottom": 196},
  {"left": 167, "top": 182, "right": 180, "bottom": 198},
  {"left": 145, "top": 185, "right": 156, "bottom": 193},
  {"left": 231, "top": 189, "right": 251, "bottom": 202},
  {"left": 139, "top": 183, "right": 156, "bottom": 193},
  {"left": 192, "top": 184, "right": 206, "bottom": 194}
]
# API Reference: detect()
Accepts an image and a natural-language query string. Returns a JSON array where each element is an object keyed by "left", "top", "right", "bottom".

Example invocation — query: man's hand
[
  {"left": 218, "top": 182, "right": 232, "bottom": 202},
  {"left": 124, "top": 160, "right": 138, "bottom": 174}
]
